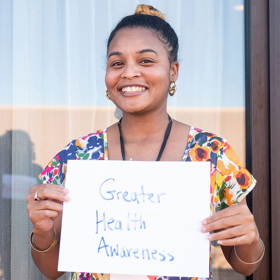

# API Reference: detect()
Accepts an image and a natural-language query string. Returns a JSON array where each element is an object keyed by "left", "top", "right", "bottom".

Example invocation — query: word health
[{"left": 96, "top": 210, "right": 147, "bottom": 234}]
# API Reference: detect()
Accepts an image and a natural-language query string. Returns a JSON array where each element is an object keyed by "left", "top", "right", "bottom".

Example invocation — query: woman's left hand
[{"left": 201, "top": 199, "right": 259, "bottom": 246}]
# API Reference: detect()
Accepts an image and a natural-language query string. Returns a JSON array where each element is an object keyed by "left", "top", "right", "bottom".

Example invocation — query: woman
[{"left": 26, "top": 5, "right": 264, "bottom": 280}]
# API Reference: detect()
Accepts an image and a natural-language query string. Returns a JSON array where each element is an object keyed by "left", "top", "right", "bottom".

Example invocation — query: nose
[{"left": 121, "top": 63, "right": 141, "bottom": 79}]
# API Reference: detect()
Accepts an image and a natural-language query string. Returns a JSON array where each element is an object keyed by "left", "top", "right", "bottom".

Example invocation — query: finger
[
  {"left": 30, "top": 184, "right": 68, "bottom": 195},
  {"left": 202, "top": 214, "right": 244, "bottom": 233},
  {"left": 29, "top": 209, "right": 61, "bottom": 224},
  {"left": 35, "top": 199, "right": 64, "bottom": 212},
  {"left": 29, "top": 184, "right": 68, "bottom": 202},
  {"left": 202, "top": 204, "right": 244, "bottom": 225},
  {"left": 37, "top": 188, "right": 69, "bottom": 202},
  {"left": 28, "top": 200, "right": 63, "bottom": 222},
  {"left": 208, "top": 225, "right": 245, "bottom": 241},
  {"left": 31, "top": 212, "right": 61, "bottom": 233},
  {"left": 28, "top": 185, "right": 69, "bottom": 203},
  {"left": 217, "top": 235, "right": 249, "bottom": 246}
]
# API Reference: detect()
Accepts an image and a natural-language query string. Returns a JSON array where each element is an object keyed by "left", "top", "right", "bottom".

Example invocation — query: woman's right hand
[{"left": 26, "top": 184, "right": 69, "bottom": 234}]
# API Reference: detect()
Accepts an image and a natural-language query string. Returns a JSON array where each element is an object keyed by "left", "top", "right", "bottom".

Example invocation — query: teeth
[{"left": 121, "top": 86, "right": 146, "bottom": 92}]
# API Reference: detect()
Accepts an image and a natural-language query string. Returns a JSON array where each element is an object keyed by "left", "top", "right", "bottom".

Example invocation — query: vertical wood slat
[
  {"left": 270, "top": 0, "right": 280, "bottom": 278},
  {"left": 250, "top": 0, "right": 270, "bottom": 279}
]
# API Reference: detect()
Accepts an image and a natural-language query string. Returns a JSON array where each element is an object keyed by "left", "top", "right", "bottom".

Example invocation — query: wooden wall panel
[
  {"left": 270, "top": 0, "right": 280, "bottom": 278},
  {"left": 250, "top": 0, "right": 270, "bottom": 279}
]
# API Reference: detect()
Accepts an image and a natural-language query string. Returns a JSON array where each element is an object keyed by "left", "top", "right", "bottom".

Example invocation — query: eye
[
  {"left": 111, "top": 61, "right": 124, "bottom": 68},
  {"left": 140, "top": 59, "right": 154, "bottom": 65}
]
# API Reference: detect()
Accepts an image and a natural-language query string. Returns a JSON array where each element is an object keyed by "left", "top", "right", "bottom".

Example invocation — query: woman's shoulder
[
  {"left": 188, "top": 126, "right": 228, "bottom": 147},
  {"left": 68, "top": 128, "right": 108, "bottom": 158},
  {"left": 186, "top": 126, "right": 246, "bottom": 172},
  {"left": 184, "top": 125, "right": 233, "bottom": 163},
  {"left": 71, "top": 128, "right": 107, "bottom": 147},
  {"left": 55, "top": 129, "right": 108, "bottom": 162},
  {"left": 189, "top": 126, "right": 223, "bottom": 137},
  {"left": 173, "top": 119, "right": 227, "bottom": 147},
  {"left": 39, "top": 129, "right": 108, "bottom": 184},
  {"left": 74, "top": 128, "right": 107, "bottom": 143}
]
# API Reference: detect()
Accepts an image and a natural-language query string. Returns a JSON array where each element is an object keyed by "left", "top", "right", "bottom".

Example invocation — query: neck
[
  {"left": 120, "top": 111, "right": 170, "bottom": 142},
  {"left": 118, "top": 111, "right": 172, "bottom": 161}
]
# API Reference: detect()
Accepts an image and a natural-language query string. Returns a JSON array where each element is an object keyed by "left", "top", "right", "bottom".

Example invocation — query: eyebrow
[
  {"left": 108, "top": 51, "right": 122, "bottom": 58},
  {"left": 108, "top": 49, "right": 158, "bottom": 58},
  {"left": 137, "top": 49, "right": 158, "bottom": 55}
]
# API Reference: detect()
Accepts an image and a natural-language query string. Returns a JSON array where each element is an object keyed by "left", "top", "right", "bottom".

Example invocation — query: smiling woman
[
  {"left": 105, "top": 27, "right": 178, "bottom": 116},
  {"left": 25, "top": 4, "right": 263, "bottom": 280}
]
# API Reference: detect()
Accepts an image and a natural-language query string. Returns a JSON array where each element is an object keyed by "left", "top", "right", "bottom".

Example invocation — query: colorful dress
[{"left": 39, "top": 127, "right": 256, "bottom": 280}]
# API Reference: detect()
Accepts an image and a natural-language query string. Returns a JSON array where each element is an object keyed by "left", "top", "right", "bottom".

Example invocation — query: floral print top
[{"left": 39, "top": 127, "right": 256, "bottom": 280}]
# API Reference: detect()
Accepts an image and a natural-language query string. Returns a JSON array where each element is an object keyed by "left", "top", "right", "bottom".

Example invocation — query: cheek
[
  {"left": 149, "top": 69, "right": 170, "bottom": 89},
  {"left": 105, "top": 70, "right": 118, "bottom": 89},
  {"left": 144, "top": 66, "right": 168, "bottom": 81},
  {"left": 104, "top": 71, "right": 111, "bottom": 89}
]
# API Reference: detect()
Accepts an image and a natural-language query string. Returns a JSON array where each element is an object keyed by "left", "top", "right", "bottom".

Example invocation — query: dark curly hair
[{"left": 107, "top": 13, "right": 179, "bottom": 63}]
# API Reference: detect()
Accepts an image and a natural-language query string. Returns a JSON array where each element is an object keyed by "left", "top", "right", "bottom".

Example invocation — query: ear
[{"left": 170, "top": 61, "right": 179, "bottom": 82}]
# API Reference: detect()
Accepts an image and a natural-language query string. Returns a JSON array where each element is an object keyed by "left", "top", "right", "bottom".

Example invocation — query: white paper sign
[
  {"left": 59, "top": 160, "right": 210, "bottom": 278},
  {"left": 111, "top": 275, "right": 149, "bottom": 280}
]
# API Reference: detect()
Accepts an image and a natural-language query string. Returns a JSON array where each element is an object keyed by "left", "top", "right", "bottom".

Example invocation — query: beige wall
[{"left": 0, "top": 106, "right": 245, "bottom": 169}]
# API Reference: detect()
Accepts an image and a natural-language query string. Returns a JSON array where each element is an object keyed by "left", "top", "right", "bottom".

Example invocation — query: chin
[{"left": 117, "top": 104, "right": 147, "bottom": 115}]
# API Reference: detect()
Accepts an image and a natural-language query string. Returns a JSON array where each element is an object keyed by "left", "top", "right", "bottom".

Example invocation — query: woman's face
[{"left": 105, "top": 27, "right": 179, "bottom": 115}]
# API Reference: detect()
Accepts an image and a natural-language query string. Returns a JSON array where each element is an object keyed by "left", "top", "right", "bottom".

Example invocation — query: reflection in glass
[{"left": 0, "top": 1, "right": 246, "bottom": 279}]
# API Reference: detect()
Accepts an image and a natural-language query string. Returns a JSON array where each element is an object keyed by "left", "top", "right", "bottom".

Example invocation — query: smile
[{"left": 121, "top": 86, "right": 146, "bottom": 93}]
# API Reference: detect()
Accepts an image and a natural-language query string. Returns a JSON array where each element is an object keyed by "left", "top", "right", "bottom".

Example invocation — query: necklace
[
  {"left": 118, "top": 115, "right": 172, "bottom": 161},
  {"left": 124, "top": 141, "right": 162, "bottom": 161}
]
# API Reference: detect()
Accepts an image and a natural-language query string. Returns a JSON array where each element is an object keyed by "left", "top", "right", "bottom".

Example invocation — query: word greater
[
  {"left": 96, "top": 210, "right": 146, "bottom": 234},
  {"left": 97, "top": 236, "right": 175, "bottom": 262},
  {"left": 99, "top": 178, "right": 166, "bottom": 204}
]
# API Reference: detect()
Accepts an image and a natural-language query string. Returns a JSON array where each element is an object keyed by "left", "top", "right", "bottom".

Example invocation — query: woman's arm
[
  {"left": 26, "top": 184, "right": 69, "bottom": 279},
  {"left": 201, "top": 199, "right": 264, "bottom": 276},
  {"left": 31, "top": 216, "right": 63, "bottom": 279}
]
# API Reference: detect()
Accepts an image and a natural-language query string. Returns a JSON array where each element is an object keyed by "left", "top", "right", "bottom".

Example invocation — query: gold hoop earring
[
  {"left": 169, "top": 81, "right": 177, "bottom": 96},
  {"left": 105, "top": 89, "right": 111, "bottom": 100}
]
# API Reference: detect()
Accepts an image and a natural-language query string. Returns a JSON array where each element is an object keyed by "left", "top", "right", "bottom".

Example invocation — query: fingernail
[
  {"left": 217, "top": 240, "right": 223, "bottom": 245},
  {"left": 64, "top": 188, "right": 69, "bottom": 194},
  {"left": 208, "top": 235, "right": 213, "bottom": 241},
  {"left": 201, "top": 226, "right": 207, "bottom": 233},
  {"left": 201, "top": 219, "right": 207, "bottom": 225}
]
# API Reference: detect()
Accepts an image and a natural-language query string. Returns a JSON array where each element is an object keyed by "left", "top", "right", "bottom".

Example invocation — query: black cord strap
[
  {"left": 118, "top": 119, "right": 126, "bottom": 160},
  {"left": 118, "top": 115, "right": 172, "bottom": 161}
]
